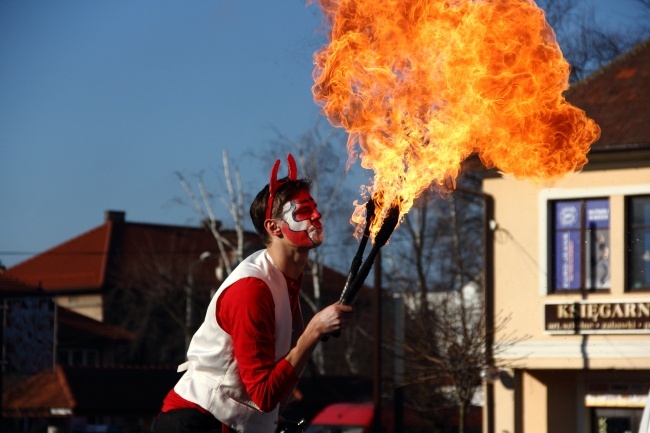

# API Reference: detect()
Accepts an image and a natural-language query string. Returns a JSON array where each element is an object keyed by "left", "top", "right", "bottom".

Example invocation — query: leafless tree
[
  {"left": 380, "top": 177, "right": 486, "bottom": 431},
  {"left": 176, "top": 149, "right": 247, "bottom": 275},
  {"left": 378, "top": 178, "right": 528, "bottom": 432},
  {"left": 538, "top": 0, "right": 650, "bottom": 82},
  {"left": 102, "top": 151, "right": 260, "bottom": 364},
  {"left": 396, "top": 288, "right": 526, "bottom": 433},
  {"left": 106, "top": 229, "right": 224, "bottom": 364}
]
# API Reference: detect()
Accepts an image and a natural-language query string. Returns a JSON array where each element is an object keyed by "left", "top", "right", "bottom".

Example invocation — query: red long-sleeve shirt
[{"left": 162, "top": 275, "right": 302, "bottom": 413}]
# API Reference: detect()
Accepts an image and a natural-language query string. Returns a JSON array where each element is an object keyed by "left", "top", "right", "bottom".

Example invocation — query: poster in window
[
  {"left": 586, "top": 200, "right": 610, "bottom": 289},
  {"left": 555, "top": 231, "right": 581, "bottom": 290},
  {"left": 631, "top": 198, "right": 650, "bottom": 289},
  {"left": 586, "top": 200, "right": 610, "bottom": 229},
  {"left": 555, "top": 201, "right": 581, "bottom": 290}
]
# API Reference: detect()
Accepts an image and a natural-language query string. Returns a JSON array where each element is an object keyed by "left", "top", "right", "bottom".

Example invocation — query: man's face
[{"left": 280, "top": 190, "right": 323, "bottom": 247}]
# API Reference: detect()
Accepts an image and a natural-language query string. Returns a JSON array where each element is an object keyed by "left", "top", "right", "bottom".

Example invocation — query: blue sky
[
  {"left": 1, "top": 1, "right": 333, "bottom": 267},
  {"left": 1, "top": 0, "right": 647, "bottom": 268}
]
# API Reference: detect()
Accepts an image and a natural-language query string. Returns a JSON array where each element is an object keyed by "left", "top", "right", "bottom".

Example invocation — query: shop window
[
  {"left": 550, "top": 198, "right": 610, "bottom": 292},
  {"left": 592, "top": 408, "right": 643, "bottom": 433},
  {"left": 627, "top": 195, "right": 650, "bottom": 291}
]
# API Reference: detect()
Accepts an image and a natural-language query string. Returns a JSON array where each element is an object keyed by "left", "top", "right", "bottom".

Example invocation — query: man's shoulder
[{"left": 221, "top": 277, "right": 274, "bottom": 315}]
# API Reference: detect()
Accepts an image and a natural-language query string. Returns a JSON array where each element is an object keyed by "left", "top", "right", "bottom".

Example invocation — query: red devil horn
[
  {"left": 287, "top": 154, "right": 297, "bottom": 180},
  {"left": 269, "top": 159, "right": 281, "bottom": 196},
  {"left": 266, "top": 159, "right": 281, "bottom": 220},
  {"left": 266, "top": 155, "right": 299, "bottom": 220}
]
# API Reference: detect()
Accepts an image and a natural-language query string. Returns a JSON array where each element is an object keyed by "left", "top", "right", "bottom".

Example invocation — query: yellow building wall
[
  {"left": 484, "top": 168, "right": 650, "bottom": 357},
  {"left": 493, "top": 373, "right": 516, "bottom": 433},
  {"left": 56, "top": 293, "right": 104, "bottom": 322},
  {"left": 483, "top": 166, "right": 650, "bottom": 433}
]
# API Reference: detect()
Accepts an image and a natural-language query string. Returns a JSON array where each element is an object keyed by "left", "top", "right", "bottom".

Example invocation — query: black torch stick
[
  {"left": 339, "top": 199, "right": 376, "bottom": 302},
  {"left": 339, "top": 203, "right": 400, "bottom": 306},
  {"left": 322, "top": 200, "right": 375, "bottom": 342},
  {"left": 322, "top": 202, "right": 400, "bottom": 341}
]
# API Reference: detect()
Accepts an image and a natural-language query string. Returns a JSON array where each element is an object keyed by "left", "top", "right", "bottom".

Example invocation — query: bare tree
[
  {"left": 176, "top": 149, "right": 247, "bottom": 275},
  {"left": 398, "top": 289, "right": 525, "bottom": 433},
  {"left": 106, "top": 228, "right": 224, "bottom": 364},
  {"left": 377, "top": 175, "right": 529, "bottom": 432},
  {"left": 104, "top": 151, "right": 261, "bottom": 364},
  {"left": 537, "top": 0, "right": 650, "bottom": 82},
  {"left": 380, "top": 176, "right": 487, "bottom": 431}
]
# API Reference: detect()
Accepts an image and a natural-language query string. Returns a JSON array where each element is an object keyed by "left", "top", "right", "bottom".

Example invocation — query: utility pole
[
  {"left": 372, "top": 251, "right": 383, "bottom": 432},
  {"left": 484, "top": 194, "right": 495, "bottom": 433},
  {"left": 454, "top": 187, "right": 496, "bottom": 433}
]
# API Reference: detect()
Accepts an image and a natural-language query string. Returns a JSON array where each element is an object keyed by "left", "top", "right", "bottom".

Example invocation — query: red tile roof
[
  {"left": 566, "top": 37, "right": 650, "bottom": 151},
  {"left": 0, "top": 273, "right": 40, "bottom": 293},
  {"left": 2, "top": 365, "right": 76, "bottom": 418},
  {"left": 5, "top": 212, "right": 258, "bottom": 294},
  {"left": 6, "top": 223, "right": 112, "bottom": 291},
  {"left": 3, "top": 210, "right": 358, "bottom": 300}
]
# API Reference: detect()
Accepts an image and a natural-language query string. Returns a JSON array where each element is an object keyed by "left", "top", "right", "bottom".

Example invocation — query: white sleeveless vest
[{"left": 174, "top": 250, "right": 293, "bottom": 433}]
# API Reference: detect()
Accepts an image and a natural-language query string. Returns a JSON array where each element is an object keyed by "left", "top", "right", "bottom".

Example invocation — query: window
[
  {"left": 550, "top": 198, "right": 610, "bottom": 292},
  {"left": 627, "top": 195, "right": 650, "bottom": 291}
]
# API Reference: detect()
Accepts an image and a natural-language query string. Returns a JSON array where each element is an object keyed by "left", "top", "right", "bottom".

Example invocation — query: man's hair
[{"left": 250, "top": 178, "right": 312, "bottom": 246}]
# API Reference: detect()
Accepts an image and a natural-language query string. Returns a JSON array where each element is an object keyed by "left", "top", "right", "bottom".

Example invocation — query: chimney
[
  {"left": 105, "top": 210, "right": 126, "bottom": 223},
  {"left": 201, "top": 218, "right": 222, "bottom": 231}
]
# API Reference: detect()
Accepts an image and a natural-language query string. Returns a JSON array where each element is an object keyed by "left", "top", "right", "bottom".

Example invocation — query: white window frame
[{"left": 538, "top": 183, "right": 650, "bottom": 296}]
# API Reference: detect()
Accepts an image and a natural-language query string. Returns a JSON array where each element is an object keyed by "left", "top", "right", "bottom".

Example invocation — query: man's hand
[
  {"left": 311, "top": 303, "right": 354, "bottom": 336},
  {"left": 285, "top": 303, "right": 354, "bottom": 374}
]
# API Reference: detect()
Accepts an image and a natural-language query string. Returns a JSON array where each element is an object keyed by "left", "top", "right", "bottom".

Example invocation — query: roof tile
[{"left": 566, "top": 38, "right": 650, "bottom": 150}]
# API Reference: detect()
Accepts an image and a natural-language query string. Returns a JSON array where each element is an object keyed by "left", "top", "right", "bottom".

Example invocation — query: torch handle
[
  {"left": 347, "top": 199, "right": 375, "bottom": 281},
  {"left": 321, "top": 201, "right": 401, "bottom": 342},
  {"left": 321, "top": 201, "right": 376, "bottom": 342},
  {"left": 340, "top": 203, "right": 400, "bottom": 305},
  {"left": 339, "top": 243, "right": 382, "bottom": 305},
  {"left": 323, "top": 242, "right": 381, "bottom": 341}
]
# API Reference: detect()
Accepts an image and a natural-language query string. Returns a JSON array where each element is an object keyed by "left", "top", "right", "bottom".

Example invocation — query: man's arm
[
  {"left": 218, "top": 279, "right": 353, "bottom": 411},
  {"left": 218, "top": 278, "right": 296, "bottom": 412}
]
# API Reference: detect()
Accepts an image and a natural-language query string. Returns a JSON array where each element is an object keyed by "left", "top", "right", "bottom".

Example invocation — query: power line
[{"left": 0, "top": 250, "right": 221, "bottom": 257}]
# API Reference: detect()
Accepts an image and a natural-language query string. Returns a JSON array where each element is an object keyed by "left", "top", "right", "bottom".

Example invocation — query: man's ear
[{"left": 264, "top": 219, "right": 283, "bottom": 237}]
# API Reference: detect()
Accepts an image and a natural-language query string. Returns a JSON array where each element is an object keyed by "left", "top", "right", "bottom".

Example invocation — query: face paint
[{"left": 280, "top": 190, "right": 323, "bottom": 247}]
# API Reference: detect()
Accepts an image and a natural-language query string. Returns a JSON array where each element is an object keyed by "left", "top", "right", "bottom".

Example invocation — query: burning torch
[
  {"left": 323, "top": 198, "right": 400, "bottom": 341},
  {"left": 339, "top": 199, "right": 400, "bottom": 306}
]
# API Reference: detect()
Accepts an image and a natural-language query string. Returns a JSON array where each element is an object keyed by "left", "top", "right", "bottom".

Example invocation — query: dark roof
[
  {"left": 58, "top": 306, "right": 136, "bottom": 342},
  {"left": 5, "top": 211, "right": 261, "bottom": 293},
  {"left": 2, "top": 365, "right": 179, "bottom": 418},
  {"left": 5, "top": 210, "right": 361, "bottom": 301},
  {"left": 566, "top": 37, "right": 650, "bottom": 155},
  {"left": 0, "top": 273, "right": 42, "bottom": 294}
]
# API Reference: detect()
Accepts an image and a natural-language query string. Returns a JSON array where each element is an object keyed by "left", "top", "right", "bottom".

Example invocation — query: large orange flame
[{"left": 311, "top": 0, "right": 601, "bottom": 239}]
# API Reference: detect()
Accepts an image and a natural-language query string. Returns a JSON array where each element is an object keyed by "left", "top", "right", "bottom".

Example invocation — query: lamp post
[
  {"left": 372, "top": 251, "right": 383, "bottom": 433},
  {"left": 454, "top": 187, "right": 496, "bottom": 433},
  {"left": 483, "top": 194, "right": 495, "bottom": 433}
]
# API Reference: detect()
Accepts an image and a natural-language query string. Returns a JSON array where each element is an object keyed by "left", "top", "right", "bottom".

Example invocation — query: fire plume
[{"left": 311, "top": 0, "right": 601, "bottom": 238}]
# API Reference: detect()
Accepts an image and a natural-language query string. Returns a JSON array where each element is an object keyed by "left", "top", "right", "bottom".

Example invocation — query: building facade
[{"left": 483, "top": 39, "right": 650, "bottom": 433}]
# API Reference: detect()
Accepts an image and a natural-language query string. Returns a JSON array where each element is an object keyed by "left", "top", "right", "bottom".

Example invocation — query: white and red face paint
[{"left": 280, "top": 190, "right": 323, "bottom": 247}]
